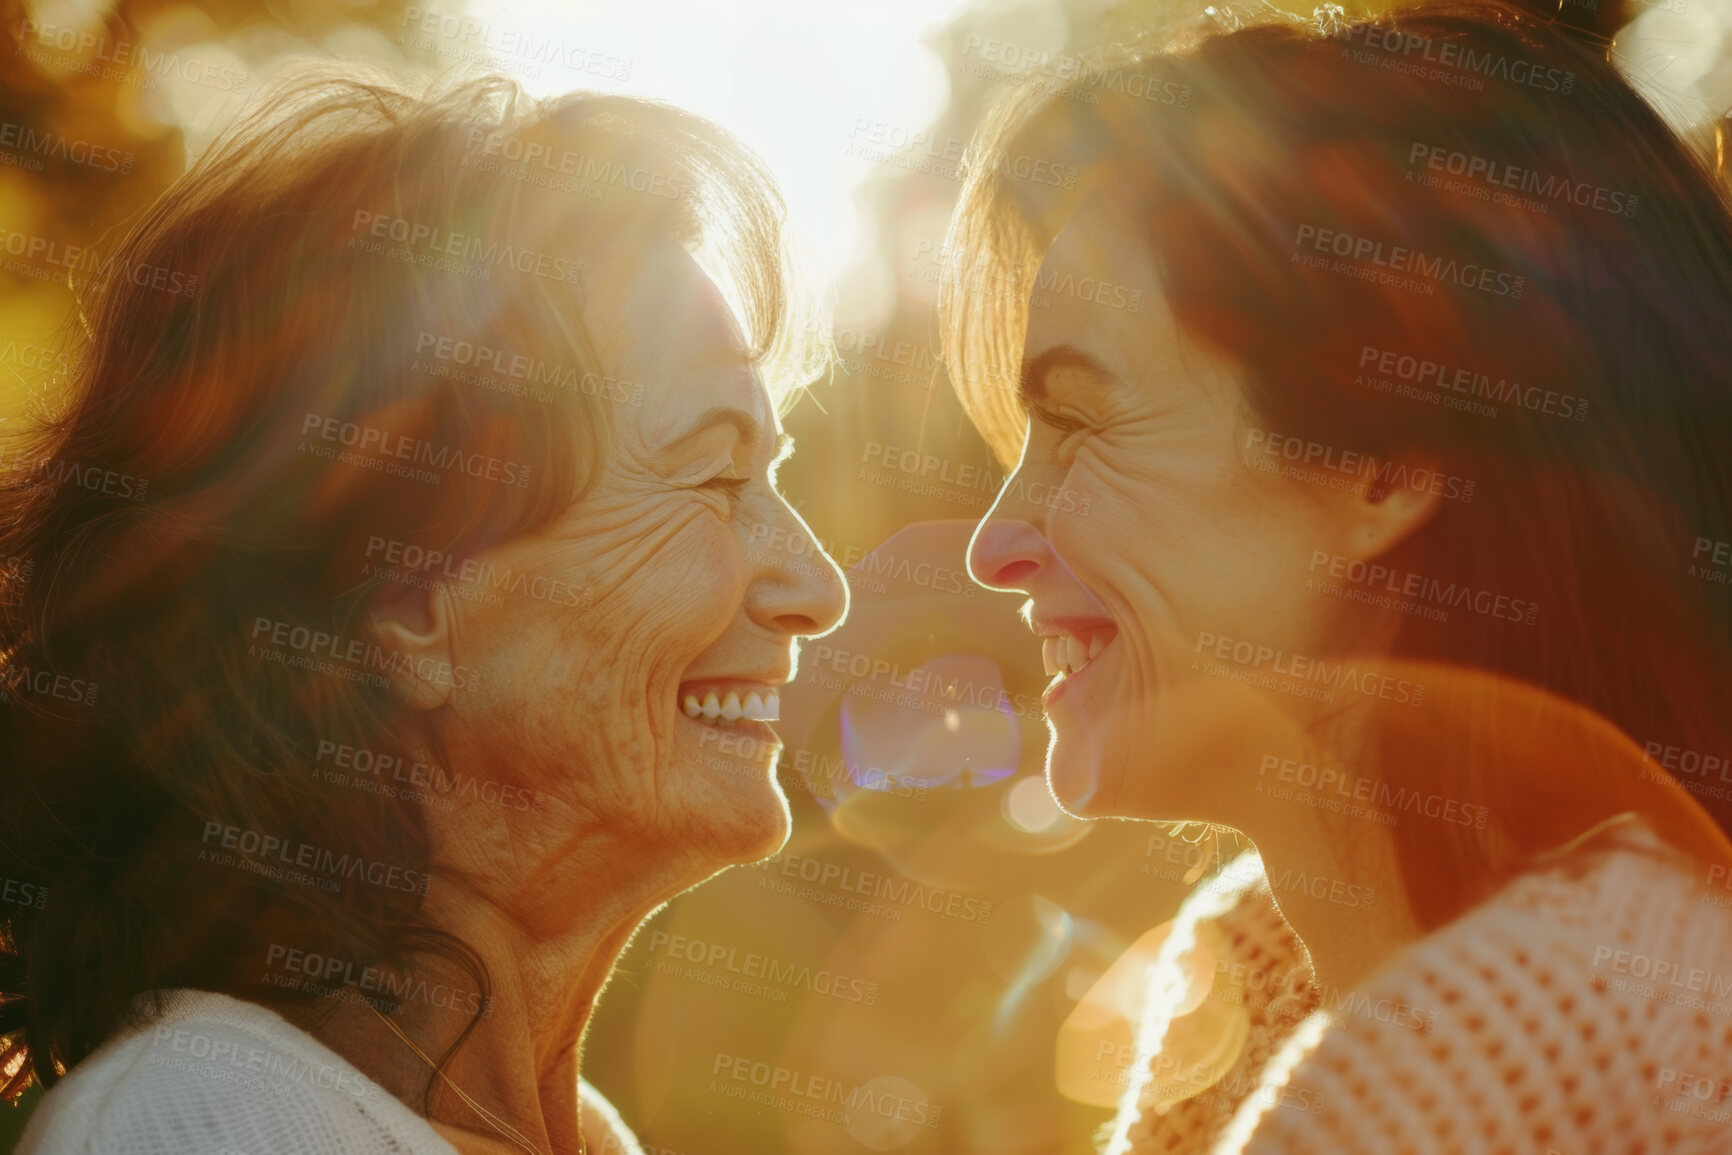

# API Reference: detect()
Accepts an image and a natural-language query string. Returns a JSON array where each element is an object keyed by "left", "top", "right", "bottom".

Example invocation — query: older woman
[
  {"left": 943, "top": 2, "right": 1732, "bottom": 1152},
  {"left": 0, "top": 71, "right": 844, "bottom": 1153}
]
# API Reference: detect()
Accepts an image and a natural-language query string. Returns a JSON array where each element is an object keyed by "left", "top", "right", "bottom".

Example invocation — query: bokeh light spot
[{"left": 1002, "top": 774, "right": 1064, "bottom": 834}]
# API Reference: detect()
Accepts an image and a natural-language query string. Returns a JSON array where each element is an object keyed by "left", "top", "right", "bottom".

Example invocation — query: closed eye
[
  {"left": 704, "top": 473, "right": 752, "bottom": 496},
  {"left": 1028, "top": 409, "right": 1092, "bottom": 460},
  {"left": 691, "top": 471, "right": 751, "bottom": 523},
  {"left": 690, "top": 433, "right": 793, "bottom": 502},
  {"left": 1030, "top": 401, "right": 1088, "bottom": 437}
]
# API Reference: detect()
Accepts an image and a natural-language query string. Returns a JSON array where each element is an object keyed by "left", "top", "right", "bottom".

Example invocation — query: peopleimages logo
[
  {"left": 1258, "top": 752, "right": 1490, "bottom": 828},
  {"left": 1193, "top": 630, "right": 1427, "bottom": 707},
  {"left": 0, "top": 227, "right": 199, "bottom": 297},
  {"left": 709, "top": 1053, "right": 942, "bottom": 1130},
  {"left": 1307, "top": 550, "right": 1539, "bottom": 626},
  {"left": 461, "top": 130, "right": 685, "bottom": 201},
  {"left": 0, "top": 662, "right": 99, "bottom": 707},
  {"left": 314, "top": 738, "right": 546, "bottom": 814},
  {"left": 413, "top": 332, "right": 642, "bottom": 405},
  {"left": 364, "top": 535, "right": 585, "bottom": 609},
  {"left": 1591, "top": 945, "right": 1732, "bottom": 999},
  {"left": 0, "top": 447, "right": 149, "bottom": 501},
  {"left": 0, "top": 121, "right": 133, "bottom": 173},
  {"left": 349, "top": 210, "right": 583, "bottom": 285},
  {"left": 11, "top": 20, "right": 250, "bottom": 93},
  {"left": 1406, "top": 143, "right": 1638, "bottom": 219},
  {"left": 645, "top": 931, "right": 880, "bottom": 1006},
  {"left": 249, "top": 616, "right": 479, "bottom": 691},
  {"left": 860, "top": 441, "right": 1000, "bottom": 492},
  {"left": 1242, "top": 428, "right": 1476, "bottom": 503},
  {"left": 300, "top": 413, "right": 533, "bottom": 488},
  {"left": 1357, "top": 345, "right": 1588, "bottom": 422},
  {"left": 148, "top": 1026, "right": 381, "bottom": 1102},
  {"left": 0, "top": 339, "right": 79, "bottom": 376},
  {"left": 400, "top": 8, "right": 632, "bottom": 82},
  {"left": 957, "top": 35, "right": 1193, "bottom": 108},
  {"left": 262, "top": 942, "right": 490, "bottom": 1017},
  {"left": 1091, "top": 1038, "right": 1325, "bottom": 1116},
  {"left": 804, "top": 642, "right": 1046, "bottom": 722},
  {"left": 1, "top": 877, "right": 47, "bottom": 910},
  {"left": 1294, "top": 223, "right": 1525, "bottom": 299},
  {"left": 752, "top": 850, "right": 994, "bottom": 925},
  {"left": 200, "top": 820, "right": 432, "bottom": 896},
  {"left": 1334, "top": 25, "right": 1575, "bottom": 95},
  {"left": 787, "top": 747, "right": 931, "bottom": 802},
  {"left": 1208, "top": 957, "right": 1443, "bottom": 1034},
  {"left": 912, "top": 240, "right": 1144, "bottom": 313}
]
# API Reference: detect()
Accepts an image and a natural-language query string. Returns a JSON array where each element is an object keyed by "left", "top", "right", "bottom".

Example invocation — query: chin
[
  {"left": 1047, "top": 756, "right": 1101, "bottom": 817},
  {"left": 697, "top": 785, "right": 793, "bottom": 867},
  {"left": 1044, "top": 719, "right": 1129, "bottom": 819},
  {"left": 737, "top": 795, "right": 792, "bottom": 861}
]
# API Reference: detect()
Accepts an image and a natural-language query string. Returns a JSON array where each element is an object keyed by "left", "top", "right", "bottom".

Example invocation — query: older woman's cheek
[{"left": 584, "top": 506, "right": 746, "bottom": 815}]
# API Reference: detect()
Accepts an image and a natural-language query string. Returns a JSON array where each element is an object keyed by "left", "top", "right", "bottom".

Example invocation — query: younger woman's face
[{"left": 967, "top": 190, "right": 1398, "bottom": 822}]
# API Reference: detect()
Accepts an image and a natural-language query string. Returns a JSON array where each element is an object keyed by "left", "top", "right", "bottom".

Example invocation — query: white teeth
[
  {"left": 1041, "top": 632, "right": 1110, "bottom": 680},
  {"left": 681, "top": 686, "right": 781, "bottom": 724},
  {"left": 1042, "top": 637, "right": 1061, "bottom": 676}
]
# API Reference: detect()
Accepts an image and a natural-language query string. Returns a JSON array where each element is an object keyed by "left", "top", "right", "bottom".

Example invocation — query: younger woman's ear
[
  {"left": 1339, "top": 456, "right": 1445, "bottom": 561},
  {"left": 368, "top": 579, "right": 456, "bottom": 710}
]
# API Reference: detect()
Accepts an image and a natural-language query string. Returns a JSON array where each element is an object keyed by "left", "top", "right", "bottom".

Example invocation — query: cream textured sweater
[
  {"left": 1108, "top": 819, "right": 1732, "bottom": 1154},
  {"left": 17, "top": 989, "right": 459, "bottom": 1154}
]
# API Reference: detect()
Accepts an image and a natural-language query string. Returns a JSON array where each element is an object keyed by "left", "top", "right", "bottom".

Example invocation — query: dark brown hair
[{"left": 0, "top": 66, "right": 814, "bottom": 1101}]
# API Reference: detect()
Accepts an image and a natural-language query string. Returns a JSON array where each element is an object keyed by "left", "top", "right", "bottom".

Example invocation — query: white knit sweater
[
  {"left": 1108, "top": 817, "right": 1732, "bottom": 1154},
  {"left": 17, "top": 989, "right": 459, "bottom": 1154}
]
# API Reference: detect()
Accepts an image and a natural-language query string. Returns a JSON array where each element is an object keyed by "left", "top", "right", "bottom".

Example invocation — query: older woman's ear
[{"left": 368, "top": 578, "right": 457, "bottom": 710}]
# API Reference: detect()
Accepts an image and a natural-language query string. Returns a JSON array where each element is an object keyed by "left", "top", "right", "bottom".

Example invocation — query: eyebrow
[{"left": 1019, "top": 345, "right": 1114, "bottom": 429}]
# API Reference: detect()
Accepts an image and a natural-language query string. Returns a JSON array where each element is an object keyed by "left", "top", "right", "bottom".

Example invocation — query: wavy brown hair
[{"left": 0, "top": 66, "right": 816, "bottom": 1103}]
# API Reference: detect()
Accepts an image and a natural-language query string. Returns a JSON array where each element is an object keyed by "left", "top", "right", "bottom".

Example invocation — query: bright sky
[{"left": 486, "top": 0, "right": 975, "bottom": 289}]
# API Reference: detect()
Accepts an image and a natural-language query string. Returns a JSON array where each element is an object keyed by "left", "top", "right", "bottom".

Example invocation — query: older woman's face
[
  {"left": 967, "top": 190, "right": 1399, "bottom": 822},
  {"left": 426, "top": 237, "right": 846, "bottom": 890}
]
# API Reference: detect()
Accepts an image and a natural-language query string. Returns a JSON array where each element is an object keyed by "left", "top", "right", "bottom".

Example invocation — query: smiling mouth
[
  {"left": 680, "top": 680, "right": 781, "bottom": 724},
  {"left": 1038, "top": 625, "right": 1118, "bottom": 685}
]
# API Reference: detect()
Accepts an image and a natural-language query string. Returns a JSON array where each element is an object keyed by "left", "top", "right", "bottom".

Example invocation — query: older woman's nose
[
  {"left": 969, "top": 517, "right": 1051, "bottom": 594},
  {"left": 748, "top": 515, "right": 848, "bottom": 637}
]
